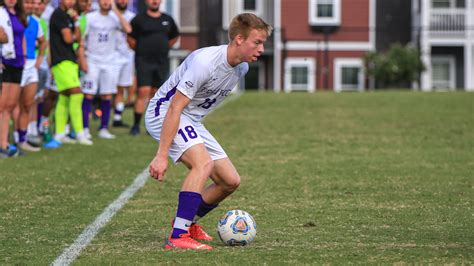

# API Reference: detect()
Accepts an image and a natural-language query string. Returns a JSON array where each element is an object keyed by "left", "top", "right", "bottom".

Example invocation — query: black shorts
[
  {"left": 2, "top": 64, "right": 23, "bottom": 84},
  {"left": 135, "top": 57, "right": 169, "bottom": 88}
]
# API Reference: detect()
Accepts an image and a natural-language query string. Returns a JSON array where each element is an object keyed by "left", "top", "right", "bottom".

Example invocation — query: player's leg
[
  {"left": 0, "top": 67, "right": 23, "bottom": 156},
  {"left": 41, "top": 87, "right": 59, "bottom": 146},
  {"left": 67, "top": 87, "right": 90, "bottom": 145},
  {"left": 97, "top": 64, "right": 118, "bottom": 139},
  {"left": 165, "top": 144, "right": 213, "bottom": 250},
  {"left": 81, "top": 62, "right": 99, "bottom": 139},
  {"left": 113, "top": 85, "right": 128, "bottom": 127},
  {"left": 126, "top": 76, "right": 137, "bottom": 107},
  {"left": 113, "top": 60, "right": 133, "bottom": 127},
  {"left": 131, "top": 59, "right": 153, "bottom": 136},
  {"left": 18, "top": 80, "right": 41, "bottom": 152},
  {"left": 201, "top": 158, "right": 240, "bottom": 213},
  {"left": 130, "top": 85, "right": 150, "bottom": 135},
  {"left": 98, "top": 94, "right": 115, "bottom": 139},
  {"left": 53, "top": 61, "right": 90, "bottom": 145}
]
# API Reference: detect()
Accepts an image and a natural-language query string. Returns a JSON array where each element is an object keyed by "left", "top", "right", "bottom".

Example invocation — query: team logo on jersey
[
  {"left": 185, "top": 81, "right": 194, "bottom": 88},
  {"left": 162, "top": 21, "right": 169, "bottom": 26}
]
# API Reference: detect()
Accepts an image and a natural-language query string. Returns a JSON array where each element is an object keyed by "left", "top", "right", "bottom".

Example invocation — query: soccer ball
[{"left": 217, "top": 210, "right": 257, "bottom": 246}]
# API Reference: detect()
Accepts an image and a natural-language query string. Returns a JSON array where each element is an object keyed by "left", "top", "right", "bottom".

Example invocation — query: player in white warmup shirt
[
  {"left": 145, "top": 13, "right": 272, "bottom": 250},
  {"left": 112, "top": 0, "right": 134, "bottom": 128},
  {"left": 78, "top": 0, "right": 131, "bottom": 139}
]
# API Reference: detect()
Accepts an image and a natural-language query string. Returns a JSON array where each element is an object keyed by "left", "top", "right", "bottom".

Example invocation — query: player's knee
[
  {"left": 224, "top": 174, "right": 240, "bottom": 192},
  {"left": 3, "top": 102, "right": 17, "bottom": 112}
]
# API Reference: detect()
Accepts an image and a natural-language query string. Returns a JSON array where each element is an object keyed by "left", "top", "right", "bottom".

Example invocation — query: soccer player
[
  {"left": 146, "top": 13, "right": 272, "bottom": 250},
  {"left": 16, "top": 0, "right": 46, "bottom": 152},
  {"left": 0, "top": 0, "right": 26, "bottom": 158},
  {"left": 49, "top": 0, "right": 91, "bottom": 145},
  {"left": 112, "top": 0, "right": 134, "bottom": 128},
  {"left": 78, "top": 0, "right": 131, "bottom": 139},
  {"left": 127, "top": 0, "right": 179, "bottom": 136}
]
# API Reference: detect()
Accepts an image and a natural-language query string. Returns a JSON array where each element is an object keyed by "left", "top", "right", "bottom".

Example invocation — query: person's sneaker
[
  {"left": 129, "top": 125, "right": 140, "bottom": 136},
  {"left": 7, "top": 144, "right": 20, "bottom": 157},
  {"left": 164, "top": 233, "right": 213, "bottom": 250},
  {"left": 112, "top": 120, "right": 130, "bottom": 128},
  {"left": 27, "top": 135, "right": 42, "bottom": 147},
  {"left": 0, "top": 148, "right": 10, "bottom": 158},
  {"left": 77, "top": 137, "right": 93, "bottom": 146},
  {"left": 83, "top": 128, "right": 92, "bottom": 140},
  {"left": 189, "top": 224, "right": 213, "bottom": 241},
  {"left": 57, "top": 136, "right": 77, "bottom": 144},
  {"left": 19, "top": 142, "right": 41, "bottom": 152},
  {"left": 43, "top": 139, "right": 61, "bottom": 149},
  {"left": 98, "top": 128, "right": 116, "bottom": 139}
]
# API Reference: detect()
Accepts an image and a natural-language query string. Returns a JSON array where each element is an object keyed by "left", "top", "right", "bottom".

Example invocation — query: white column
[
  {"left": 465, "top": 45, "right": 473, "bottom": 91},
  {"left": 420, "top": 0, "right": 432, "bottom": 91},
  {"left": 273, "top": 0, "right": 282, "bottom": 92},
  {"left": 465, "top": 0, "right": 474, "bottom": 91}
]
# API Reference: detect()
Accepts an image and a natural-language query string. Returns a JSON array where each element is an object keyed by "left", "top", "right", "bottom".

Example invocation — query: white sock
[{"left": 27, "top": 121, "right": 39, "bottom": 136}]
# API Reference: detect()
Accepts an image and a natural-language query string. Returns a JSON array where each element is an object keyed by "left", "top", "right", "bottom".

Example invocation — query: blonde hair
[{"left": 228, "top": 13, "right": 273, "bottom": 41}]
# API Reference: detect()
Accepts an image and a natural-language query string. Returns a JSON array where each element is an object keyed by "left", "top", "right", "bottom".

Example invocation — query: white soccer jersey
[
  {"left": 150, "top": 45, "right": 248, "bottom": 122},
  {"left": 84, "top": 11, "right": 123, "bottom": 64},
  {"left": 114, "top": 10, "right": 135, "bottom": 62},
  {"left": 40, "top": 3, "right": 54, "bottom": 23}
]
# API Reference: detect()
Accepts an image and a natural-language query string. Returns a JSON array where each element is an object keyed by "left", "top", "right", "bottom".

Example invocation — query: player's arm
[
  {"left": 168, "top": 18, "right": 179, "bottom": 48},
  {"left": 168, "top": 36, "right": 178, "bottom": 48},
  {"left": 77, "top": 38, "right": 88, "bottom": 72},
  {"left": 61, "top": 9, "right": 79, "bottom": 44},
  {"left": 0, "top": 26, "right": 7, "bottom": 44},
  {"left": 34, "top": 36, "right": 46, "bottom": 68},
  {"left": 127, "top": 17, "right": 138, "bottom": 50},
  {"left": 111, "top": 0, "right": 131, "bottom": 34},
  {"left": 127, "top": 35, "right": 136, "bottom": 50},
  {"left": 149, "top": 91, "right": 190, "bottom": 181}
]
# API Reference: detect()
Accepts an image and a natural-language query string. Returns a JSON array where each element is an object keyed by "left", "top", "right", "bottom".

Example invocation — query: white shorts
[
  {"left": 20, "top": 61, "right": 39, "bottom": 87},
  {"left": 117, "top": 59, "right": 134, "bottom": 87},
  {"left": 81, "top": 61, "right": 119, "bottom": 95},
  {"left": 145, "top": 111, "right": 227, "bottom": 163}
]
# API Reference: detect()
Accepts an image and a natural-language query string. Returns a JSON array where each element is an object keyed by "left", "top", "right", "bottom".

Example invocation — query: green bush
[{"left": 365, "top": 44, "right": 425, "bottom": 88}]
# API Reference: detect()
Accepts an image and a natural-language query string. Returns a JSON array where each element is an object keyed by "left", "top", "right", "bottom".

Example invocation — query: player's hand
[
  {"left": 110, "top": 0, "right": 118, "bottom": 12},
  {"left": 149, "top": 154, "right": 168, "bottom": 182},
  {"left": 67, "top": 8, "right": 78, "bottom": 21}
]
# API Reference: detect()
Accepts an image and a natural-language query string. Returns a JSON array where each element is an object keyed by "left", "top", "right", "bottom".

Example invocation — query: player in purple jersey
[{"left": 146, "top": 13, "right": 272, "bottom": 250}]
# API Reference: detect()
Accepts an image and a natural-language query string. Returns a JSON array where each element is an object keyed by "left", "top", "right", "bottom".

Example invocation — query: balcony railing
[{"left": 430, "top": 8, "right": 466, "bottom": 36}]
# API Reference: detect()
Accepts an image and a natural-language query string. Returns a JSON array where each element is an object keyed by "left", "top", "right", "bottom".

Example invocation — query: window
[
  {"left": 309, "top": 0, "right": 341, "bottom": 26},
  {"left": 243, "top": 0, "right": 256, "bottom": 10},
  {"left": 431, "top": 56, "right": 455, "bottom": 90},
  {"left": 432, "top": 0, "right": 450, "bottom": 8},
  {"left": 284, "top": 58, "right": 316, "bottom": 92},
  {"left": 334, "top": 58, "right": 365, "bottom": 92},
  {"left": 238, "top": 0, "right": 263, "bottom": 16}
]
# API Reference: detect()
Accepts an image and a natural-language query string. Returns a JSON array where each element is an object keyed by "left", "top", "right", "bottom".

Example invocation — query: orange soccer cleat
[
  {"left": 165, "top": 233, "right": 213, "bottom": 250},
  {"left": 189, "top": 223, "right": 213, "bottom": 241}
]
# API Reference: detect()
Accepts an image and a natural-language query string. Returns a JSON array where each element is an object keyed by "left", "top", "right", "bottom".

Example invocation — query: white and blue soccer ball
[{"left": 217, "top": 210, "right": 257, "bottom": 246}]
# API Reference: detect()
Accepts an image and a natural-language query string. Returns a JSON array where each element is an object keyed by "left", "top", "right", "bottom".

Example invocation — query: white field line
[
  {"left": 51, "top": 92, "right": 244, "bottom": 265},
  {"left": 51, "top": 168, "right": 149, "bottom": 266}
]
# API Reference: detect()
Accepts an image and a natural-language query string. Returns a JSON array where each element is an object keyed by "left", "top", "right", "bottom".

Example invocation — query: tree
[{"left": 364, "top": 44, "right": 425, "bottom": 89}]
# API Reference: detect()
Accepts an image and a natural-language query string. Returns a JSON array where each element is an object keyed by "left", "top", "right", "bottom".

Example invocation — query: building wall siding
[{"left": 281, "top": 0, "right": 370, "bottom": 42}]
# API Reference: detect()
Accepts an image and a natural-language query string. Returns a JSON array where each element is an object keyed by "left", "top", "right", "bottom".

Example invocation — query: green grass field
[{"left": 1, "top": 91, "right": 473, "bottom": 264}]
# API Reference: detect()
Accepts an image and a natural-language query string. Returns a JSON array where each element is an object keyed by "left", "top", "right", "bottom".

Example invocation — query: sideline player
[
  {"left": 49, "top": 0, "right": 91, "bottom": 145},
  {"left": 112, "top": 0, "right": 134, "bottom": 128},
  {"left": 15, "top": 0, "right": 46, "bottom": 152},
  {"left": 145, "top": 13, "right": 272, "bottom": 250},
  {"left": 78, "top": 0, "right": 131, "bottom": 139},
  {"left": 127, "top": 0, "right": 179, "bottom": 136}
]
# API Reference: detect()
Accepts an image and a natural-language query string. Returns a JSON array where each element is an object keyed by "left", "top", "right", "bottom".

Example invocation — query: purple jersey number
[{"left": 178, "top": 126, "right": 198, "bottom": 142}]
